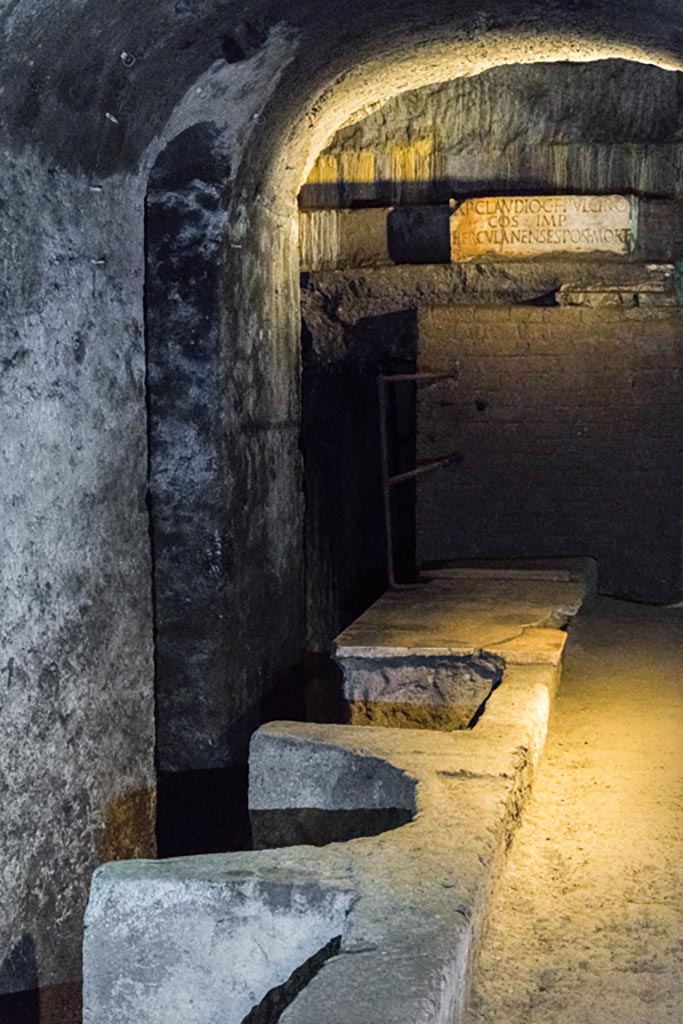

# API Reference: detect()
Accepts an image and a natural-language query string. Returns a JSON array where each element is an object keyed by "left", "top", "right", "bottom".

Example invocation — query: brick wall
[{"left": 417, "top": 306, "right": 683, "bottom": 602}]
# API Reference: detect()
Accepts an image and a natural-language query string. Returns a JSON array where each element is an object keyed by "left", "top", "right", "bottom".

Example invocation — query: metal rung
[
  {"left": 378, "top": 370, "right": 458, "bottom": 382},
  {"left": 389, "top": 454, "right": 461, "bottom": 487},
  {"left": 378, "top": 371, "right": 460, "bottom": 588}
]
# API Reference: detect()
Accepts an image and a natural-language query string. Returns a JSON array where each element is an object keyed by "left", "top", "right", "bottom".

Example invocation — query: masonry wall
[{"left": 417, "top": 305, "right": 683, "bottom": 603}]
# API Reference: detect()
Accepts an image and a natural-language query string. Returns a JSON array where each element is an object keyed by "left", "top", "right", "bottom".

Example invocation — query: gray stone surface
[
  {"left": 299, "top": 196, "right": 680, "bottom": 272},
  {"left": 301, "top": 62, "right": 683, "bottom": 209},
  {"left": 250, "top": 723, "right": 418, "bottom": 847},
  {"left": 83, "top": 862, "right": 356, "bottom": 1024},
  {"left": 280, "top": 950, "right": 468, "bottom": 1024},
  {"left": 0, "top": 154, "right": 158, "bottom": 996},
  {"left": 300, "top": 208, "right": 393, "bottom": 271},
  {"left": 301, "top": 261, "right": 677, "bottom": 360},
  {"left": 335, "top": 573, "right": 584, "bottom": 655},
  {"left": 0, "top": 29, "right": 303, "bottom": 996},
  {"left": 338, "top": 653, "right": 504, "bottom": 729},
  {"left": 250, "top": 724, "right": 417, "bottom": 812}
]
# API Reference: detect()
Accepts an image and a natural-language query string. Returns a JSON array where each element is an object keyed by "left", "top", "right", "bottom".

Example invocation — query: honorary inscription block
[{"left": 450, "top": 194, "right": 636, "bottom": 261}]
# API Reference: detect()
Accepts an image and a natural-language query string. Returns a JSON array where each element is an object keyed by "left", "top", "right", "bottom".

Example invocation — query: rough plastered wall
[
  {"left": 0, "top": 153, "right": 157, "bottom": 1022},
  {"left": 301, "top": 60, "right": 683, "bottom": 208},
  {"left": 0, "top": 21, "right": 305, "bottom": 1015},
  {"left": 4, "top": 0, "right": 683, "bottom": 1016},
  {"left": 417, "top": 306, "right": 683, "bottom": 604}
]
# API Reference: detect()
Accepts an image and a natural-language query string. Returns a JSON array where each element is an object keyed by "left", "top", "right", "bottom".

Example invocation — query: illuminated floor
[{"left": 464, "top": 598, "right": 683, "bottom": 1024}]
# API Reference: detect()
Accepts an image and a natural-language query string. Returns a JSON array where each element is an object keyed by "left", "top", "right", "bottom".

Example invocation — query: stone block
[
  {"left": 333, "top": 571, "right": 589, "bottom": 729},
  {"left": 635, "top": 198, "right": 683, "bottom": 261},
  {"left": 556, "top": 280, "right": 677, "bottom": 308},
  {"left": 387, "top": 205, "right": 452, "bottom": 264},
  {"left": 249, "top": 723, "right": 417, "bottom": 848},
  {"left": 340, "top": 652, "right": 504, "bottom": 729},
  {"left": 451, "top": 195, "right": 636, "bottom": 261},
  {"left": 280, "top": 949, "right": 467, "bottom": 1024},
  {"left": 83, "top": 858, "right": 355, "bottom": 1024},
  {"left": 299, "top": 209, "right": 392, "bottom": 271},
  {"left": 84, "top": 585, "right": 579, "bottom": 1024}
]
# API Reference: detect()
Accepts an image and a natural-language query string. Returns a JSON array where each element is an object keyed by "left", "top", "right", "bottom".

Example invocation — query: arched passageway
[{"left": 147, "top": 24, "right": 683, "bottom": 852}]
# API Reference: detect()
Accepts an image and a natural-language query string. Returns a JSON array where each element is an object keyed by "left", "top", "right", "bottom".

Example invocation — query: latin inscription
[{"left": 450, "top": 195, "right": 636, "bottom": 260}]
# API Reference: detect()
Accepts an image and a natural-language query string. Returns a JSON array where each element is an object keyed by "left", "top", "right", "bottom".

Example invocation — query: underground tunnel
[{"left": 2, "top": 4, "right": 683, "bottom": 1022}]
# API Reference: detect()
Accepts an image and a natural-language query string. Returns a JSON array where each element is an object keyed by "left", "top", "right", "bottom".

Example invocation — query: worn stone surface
[
  {"left": 556, "top": 281, "right": 679, "bottom": 307},
  {"left": 301, "top": 262, "right": 677, "bottom": 354},
  {"left": 300, "top": 197, "right": 680, "bottom": 272},
  {"left": 82, "top": 765, "right": 499, "bottom": 1024},
  {"left": 249, "top": 724, "right": 418, "bottom": 812},
  {"left": 83, "top": 865, "right": 356, "bottom": 1024},
  {"left": 300, "top": 205, "right": 453, "bottom": 270},
  {"left": 342, "top": 655, "right": 503, "bottom": 729},
  {"left": 250, "top": 722, "right": 418, "bottom": 847},
  {"left": 0, "top": 156, "right": 158, "bottom": 999},
  {"left": 335, "top": 574, "right": 585, "bottom": 657},
  {"left": 450, "top": 195, "right": 636, "bottom": 261},
  {"left": 334, "top": 570, "right": 581, "bottom": 728},
  {"left": 85, "top": 611, "right": 566, "bottom": 1024},
  {"left": 417, "top": 305, "right": 683, "bottom": 602},
  {"left": 487, "top": 629, "right": 568, "bottom": 666},
  {"left": 300, "top": 208, "right": 392, "bottom": 270},
  {"left": 0, "top": 30, "right": 303, "bottom": 999}
]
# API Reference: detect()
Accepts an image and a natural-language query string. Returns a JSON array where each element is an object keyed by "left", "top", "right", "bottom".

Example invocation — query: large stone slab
[
  {"left": 339, "top": 652, "right": 505, "bottom": 729},
  {"left": 249, "top": 725, "right": 417, "bottom": 847},
  {"left": 450, "top": 194, "right": 636, "bottom": 261},
  {"left": 83, "top": 862, "right": 356, "bottom": 1024},
  {"left": 334, "top": 568, "right": 586, "bottom": 729}
]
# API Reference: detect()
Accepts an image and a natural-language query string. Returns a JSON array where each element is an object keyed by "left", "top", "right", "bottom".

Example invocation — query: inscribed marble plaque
[{"left": 450, "top": 194, "right": 636, "bottom": 261}]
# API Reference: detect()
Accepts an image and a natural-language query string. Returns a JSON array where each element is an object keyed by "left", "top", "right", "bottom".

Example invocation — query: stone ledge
[
  {"left": 334, "top": 566, "right": 586, "bottom": 728},
  {"left": 83, "top": 568, "right": 586, "bottom": 1023},
  {"left": 83, "top": 658, "right": 560, "bottom": 1024},
  {"left": 300, "top": 199, "right": 682, "bottom": 271}
]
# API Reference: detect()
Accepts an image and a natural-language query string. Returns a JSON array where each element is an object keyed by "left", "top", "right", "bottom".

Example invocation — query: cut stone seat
[
  {"left": 84, "top": 679, "right": 558, "bottom": 1024},
  {"left": 82, "top": 568, "right": 590, "bottom": 1024},
  {"left": 83, "top": 860, "right": 357, "bottom": 1024},
  {"left": 249, "top": 724, "right": 418, "bottom": 848},
  {"left": 333, "top": 561, "right": 591, "bottom": 729}
]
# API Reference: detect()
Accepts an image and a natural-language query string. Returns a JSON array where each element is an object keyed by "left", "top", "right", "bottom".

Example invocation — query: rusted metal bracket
[{"left": 378, "top": 371, "right": 460, "bottom": 588}]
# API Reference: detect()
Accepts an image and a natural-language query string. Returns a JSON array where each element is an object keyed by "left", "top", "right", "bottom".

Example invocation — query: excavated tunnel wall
[{"left": 3, "top": 0, "right": 683, "bottom": 1014}]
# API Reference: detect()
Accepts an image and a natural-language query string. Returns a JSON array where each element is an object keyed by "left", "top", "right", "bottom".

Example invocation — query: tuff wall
[
  {"left": 4, "top": 0, "right": 683, "bottom": 1014},
  {"left": 302, "top": 60, "right": 683, "bottom": 208}
]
